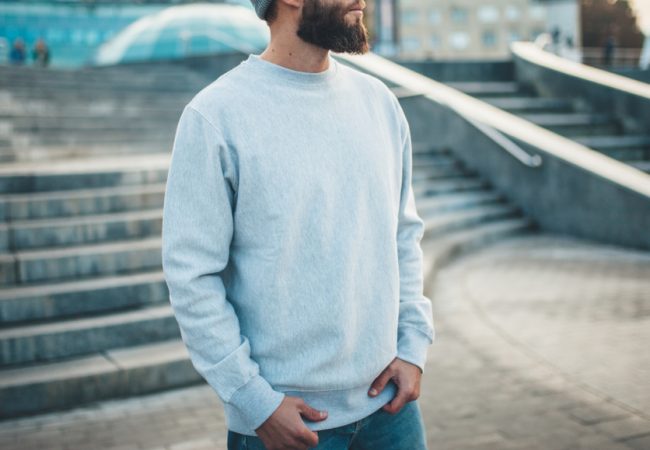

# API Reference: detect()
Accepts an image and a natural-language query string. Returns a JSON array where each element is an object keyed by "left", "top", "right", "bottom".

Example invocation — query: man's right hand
[{"left": 254, "top": 395, "right": 328, "bottom": 450}]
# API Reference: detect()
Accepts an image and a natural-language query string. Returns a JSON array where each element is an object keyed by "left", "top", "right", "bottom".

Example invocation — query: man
[{"left": 161, "top": 0, "right": 435, "bottom": 448}]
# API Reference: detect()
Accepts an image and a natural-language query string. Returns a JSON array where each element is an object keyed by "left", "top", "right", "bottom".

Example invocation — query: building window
[
  {"left": 505, "top": 6, "right": 520, "bottom": 21},
  {"left": 450, "top": 7, "right": 468, "bottom": 24},
  {"left": 402, "top": 37, "right": 420, "bottom": 52},
  {"left": 449, "top": 32, "right": 470, "bottom": 49},
  {"left": 508, "top": 30, "right": 521, "bottom": 42},
  {"left": 430, "top": 34, "right": 440, "bottom": 49},
  {"left": 428, "top": 9, "right": 441, "bottom": 25},
  {"left": 477, "top": 5, "right": 499, "bottom": 23},
  {"left": 482, "top": 30, "right": 497, "bottom": 48},
  {"left": 529, "top": 5, "right": 546, "bottom": 20},
  {"left": 401, "top": 9, "right": 419, "bottom": 25}
]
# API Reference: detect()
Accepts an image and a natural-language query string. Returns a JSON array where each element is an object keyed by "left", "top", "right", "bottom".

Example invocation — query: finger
[
  {"left": 295, "top": 428, "right": 319, "bottom": 448},
  {"left": 298, "top": 400, "right": 328, "bottom": 422},
  {"left": 382, "top": 387, "right": 411, "bottom": 414},
  {"left": 368, "top": 366, "right": 394, "bottom": 397}
]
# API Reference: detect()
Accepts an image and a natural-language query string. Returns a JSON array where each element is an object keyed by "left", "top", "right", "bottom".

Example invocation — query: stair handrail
[
  {"left": 462, "top": 114, "right": 543, "bottom": 168},
  {"left": 390, "top": 87, "right": 543, "bottom": 168}
]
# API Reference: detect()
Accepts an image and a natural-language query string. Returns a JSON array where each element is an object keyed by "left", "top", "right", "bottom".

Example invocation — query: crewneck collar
[{"left": 244, "top": 53, "right": 339, "bottom": 87}]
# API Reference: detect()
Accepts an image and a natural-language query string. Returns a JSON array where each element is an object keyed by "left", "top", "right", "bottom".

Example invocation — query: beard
[{"left": 296, "top": 0, "right": 370, "bottom": 54}]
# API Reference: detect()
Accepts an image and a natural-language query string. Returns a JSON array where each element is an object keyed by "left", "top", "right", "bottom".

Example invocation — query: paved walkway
[{"left": 1, "top": 232, "right": 650, "bottom": 450}]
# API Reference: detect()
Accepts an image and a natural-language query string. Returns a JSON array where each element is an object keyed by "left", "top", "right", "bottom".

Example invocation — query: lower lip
[{"left": 349, "top": 10, "right": 363, "bottom": 15}]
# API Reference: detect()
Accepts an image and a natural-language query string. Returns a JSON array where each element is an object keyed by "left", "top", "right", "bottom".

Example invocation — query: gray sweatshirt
[{"left": 161, "top": 52, "right": 435, "bottom": 436}]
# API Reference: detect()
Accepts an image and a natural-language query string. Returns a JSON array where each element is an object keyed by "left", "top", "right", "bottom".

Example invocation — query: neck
[{"left": 260, "top": 24, "right": 331, "bottom": 73}]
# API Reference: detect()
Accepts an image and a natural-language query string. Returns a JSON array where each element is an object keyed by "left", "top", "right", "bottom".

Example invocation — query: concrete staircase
[
  {"left": 408, "top": 137, "right": 536, "bottom": 282},
  {"left": 0, "top": 143, "right": 537, "bottom": 419},
  {"left": 446, "top": 81, "right": 650, "bottom": 174},
  {"left": 0, "top": 62, "right": 538, "bottom": 420},
  {"left": 0, "top": 64, "right": 211, "bottom": 162}
]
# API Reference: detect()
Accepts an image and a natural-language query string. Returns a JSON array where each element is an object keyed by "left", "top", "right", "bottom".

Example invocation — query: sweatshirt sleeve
[
  {"left": 161, "top": 105, "right": 285, "bottom": 431},
  {"left": 392, "top": 96, "right": 436, "bottom": 374}
]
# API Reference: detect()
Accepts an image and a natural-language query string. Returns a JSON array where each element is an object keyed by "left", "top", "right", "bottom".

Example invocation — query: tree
[{"left": 581, "top": 0, "right": 644, "bottom": 48}]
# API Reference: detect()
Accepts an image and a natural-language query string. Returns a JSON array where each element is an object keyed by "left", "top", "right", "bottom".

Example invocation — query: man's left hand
[{"left": 367, "top": 357, "right": 422, "bottom": 414}]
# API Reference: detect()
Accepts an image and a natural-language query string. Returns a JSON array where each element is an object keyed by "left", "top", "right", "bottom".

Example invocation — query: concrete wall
[
  {"left": 511, "top": 42, "right": 650, "bottom": 134},
  {"left": 611, "top": 68, "right": 650, "bottom": 84},
  {"left": 398, "top": 94, "right": 650, "bottom": 251},
  {"left": 393, "top": 59, "right": 514, "bottom": 82}
]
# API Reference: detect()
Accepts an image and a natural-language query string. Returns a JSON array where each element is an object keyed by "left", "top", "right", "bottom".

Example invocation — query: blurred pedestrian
[
  {"left": 562, "top": 35, "right": 581, "bottom": 62},
  {"left": 603, "top": 34, "right": 616, "bottom": 67},
  {"left": 9, "top": 37, "right": 26, "bottom": 65},
  {"left": 551, "top": 26, "right": 561, "bottom": 55},
  {"left": 32, "top": 38, "right": 50, "bottom": 67}
]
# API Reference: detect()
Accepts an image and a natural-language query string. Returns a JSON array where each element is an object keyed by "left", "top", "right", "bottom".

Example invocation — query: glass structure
[{"left": 93, "top": 3, "right": 269, "bottom": 66}]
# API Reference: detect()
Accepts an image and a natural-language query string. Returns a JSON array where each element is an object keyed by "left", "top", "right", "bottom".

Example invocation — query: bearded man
[{"left": 161, "top": 0, "right": 435, "bottom": 448}]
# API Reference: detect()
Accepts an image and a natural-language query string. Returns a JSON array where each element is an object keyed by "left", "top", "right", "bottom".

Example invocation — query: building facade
[{"left": 395, "top": 0, "right": 562, "bottom": 60}]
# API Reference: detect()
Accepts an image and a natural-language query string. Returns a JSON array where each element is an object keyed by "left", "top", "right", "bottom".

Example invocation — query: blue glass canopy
[{"left": 93, "top": 3, "right": 269, "bottom": 65}]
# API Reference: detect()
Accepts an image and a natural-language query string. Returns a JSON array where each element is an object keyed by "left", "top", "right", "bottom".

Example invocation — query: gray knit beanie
[{"left": 250, "top": 0, "right": 274, "bottom": 20}]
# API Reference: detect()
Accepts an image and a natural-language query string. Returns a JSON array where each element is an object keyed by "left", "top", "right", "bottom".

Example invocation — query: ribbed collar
[{"left": 244, "top": 52, "right": 339, "bottom": 88}]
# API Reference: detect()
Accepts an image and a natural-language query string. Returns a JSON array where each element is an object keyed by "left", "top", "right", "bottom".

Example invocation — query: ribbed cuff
[
  {"left": 396, "top": 325, "right": 434, "bottom": 374},
  {"left": 227, "top": 374, "right": 286, "bottom": 432}
]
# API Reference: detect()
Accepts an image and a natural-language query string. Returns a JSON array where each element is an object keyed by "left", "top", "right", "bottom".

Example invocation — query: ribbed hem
[
  {"left": 397, "top": 325, "right": 434, "bottom": 374},
  {"left": 224, "top": 378, "right": 399, "bottom": 436},
  {"left": 225, "top": 374, "right": 286, "bottom": 432}
]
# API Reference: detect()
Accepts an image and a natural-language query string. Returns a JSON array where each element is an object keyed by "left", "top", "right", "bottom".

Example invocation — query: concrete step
[
  {"left": 8, "top": 129, "right": 176, "bottom": 145},
  {"left": 416, "top": 190, "right": 504, "bottom": 215},
  {"left": 0, "top": 67, "right": 205, "bottom": 82},
  {"left": 4, "top": 91, "right": 195, "bottom": 105},
  {"left": 0, "top": 236, "right": 162, "bottom": 285},
  {"left": 4, "top": 82, "right": 198, "bottom": 94},
  {"left": 7, "top": 116, "right": 181, "bottom": 132},
  {"left": 0, "top": 183, "right": 166, "bottom": 221},
  {"left": 0, "top": 153, "right": 169, "bottom": 194},
  {"left": 422, "top": 202, "right": 521, "bottom": 238},
  {"left": 413, "top": 175, "right": 489, "bottom": 197},
  {"left": 0, "top": 270, "right": 167, "bottom": 324},
  {"left": 412, "top": 152, "right": 457, "bottom": 164},
  {"left": 518, "top": 113, "right": 621, "bottom": 136},
  {"left": 572, "top": 134, "right": 650, "bottom": 154},
  {"left": 0, "top": 304, "right": 179, "bottom": 366},
  {"left": 0, "top": 66, "right": 205, "bottom": 84},
  {"left": 0, "top": 102, "right": 187, "bottom": 119},
  {"left": 412, "top": 160, "right": 471, "bottom": 180},
  {"left": 0, "top": 140, "right": 171, "bottom": 164},
  {"left": 6, "top": 208, "right": 163, "bottom": 251},
  {"left": 411, "top": 143, "right": 450, "bottom": 156},
  {"left": 482, "top": 96, "right": 575, "bottom": 113},
  {"left": 0, "top": 338, "right": 202, "bottom": 420},
  {"left": 422, "top": 217, "right": 537, "bottom": 283}
]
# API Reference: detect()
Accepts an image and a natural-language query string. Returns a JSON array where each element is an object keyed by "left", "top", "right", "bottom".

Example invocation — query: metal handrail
[
  {"left": 461, "top": 115, "right": 543, "bottom": 168},
  {"left": 391, "top": 88, "right": 543, "bottom": 168}
]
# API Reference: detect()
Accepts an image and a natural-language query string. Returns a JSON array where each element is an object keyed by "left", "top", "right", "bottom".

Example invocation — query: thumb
[
  {"left": 368, "top": 366, "right": 393, "bottom": 397},
  {"left": 298, "top": 400, "right": 328, "bottom": 422}
]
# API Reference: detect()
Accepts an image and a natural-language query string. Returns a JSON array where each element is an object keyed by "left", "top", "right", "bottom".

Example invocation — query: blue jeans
[{"left": 227, "top": 399, "right": 428, "bottom": 450}]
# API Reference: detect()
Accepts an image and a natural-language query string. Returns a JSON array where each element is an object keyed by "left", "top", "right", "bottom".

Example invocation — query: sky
[{"left": 630, "top": 0, "right": 650, "bottom": 34}]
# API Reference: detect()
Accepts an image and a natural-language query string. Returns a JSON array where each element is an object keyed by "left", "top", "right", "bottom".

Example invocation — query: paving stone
[
  {"left": 621, "top": 433, "right": 650, "bottom": 450},
  {"left": 566, "top": 402, "right": 632, "bottom": 426},
  {"left": 593, "top": 415, "right": 650, "bottom": 441},
  {"left": 1, "top": 233, "right": 649, "bottom": 449}
]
